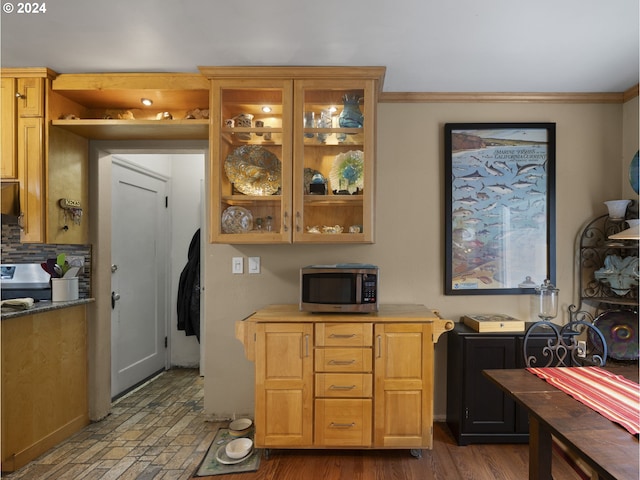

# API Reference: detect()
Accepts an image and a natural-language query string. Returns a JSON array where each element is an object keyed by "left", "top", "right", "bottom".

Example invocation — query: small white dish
[
  {"left": 215, "top": 444, "right": 252, "bottom": 465},
  {"left": 225, "top": 437, "right": 253, "bottom": 459}
]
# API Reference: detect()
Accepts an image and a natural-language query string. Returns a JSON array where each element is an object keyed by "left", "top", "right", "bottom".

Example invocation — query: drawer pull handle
[
  {"left": 329, "top": 334, "right": 356, "bottom": 338},
  {"left": 330, "top": 422, "right": 356, "bottom": 428},
  {"left": 329, "top": 384, "right": 356, "bottom": 390},
  {"left": 328, "top": 360, "right": 355, "bottom": 365}
]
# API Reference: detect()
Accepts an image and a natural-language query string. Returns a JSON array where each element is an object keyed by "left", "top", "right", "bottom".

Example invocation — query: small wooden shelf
[
  {"left": 51, "top": 119, "right": 209, "bottom": 140},
  {"left": 303, "top": 195, "right": 364, "bottom": 205},
  {"left": 222, "top": 195, "right": 282, "bottom": 206}
]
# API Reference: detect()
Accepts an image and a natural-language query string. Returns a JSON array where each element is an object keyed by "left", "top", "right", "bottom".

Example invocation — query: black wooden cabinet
[{"left": 446, "top": 323, "right": 531, "bottom": 445}]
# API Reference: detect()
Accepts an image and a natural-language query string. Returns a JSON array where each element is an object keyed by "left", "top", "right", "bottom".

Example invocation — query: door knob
[
  {"left": 111, "top": 291, "right": 121, "bottom": 309},
  {"left": 111, "top": 264, "right": 118, "bottom": 273}
]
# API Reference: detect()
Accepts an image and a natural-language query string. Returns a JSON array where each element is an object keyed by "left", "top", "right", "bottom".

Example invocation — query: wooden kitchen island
[{"left": 235, "top": 304, "right": 453, "bottom": 455}]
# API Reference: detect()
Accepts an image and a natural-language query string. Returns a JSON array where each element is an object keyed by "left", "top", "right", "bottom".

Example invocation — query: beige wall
[
  {"left": 203, "top": 100, "right": 633, "bottom": 420},
  {"left": 622, "top": 96, "right": 639, "bottom": 200}
]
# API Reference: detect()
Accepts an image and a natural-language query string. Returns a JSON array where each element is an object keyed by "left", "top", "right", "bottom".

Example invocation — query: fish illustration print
[
  {"left": 456, "top": 196, "right": 479, "bottom": 206},
  {"left": 484, "top": 162, "right": 503, "bottom": 176},
  {"left": 485, "top": 184, "right": 513, "bottom": 194},
  {"left": 454, "top": 170, "right": 485, "bottom": 181},
  {"left": 515, "top": 163, "right": 539, "bottom": 176},
  {"left": 493, "top": 160, "right": 512, "bottom": 173},
  {"left": 452, "top": 207, "right": 474, "bottom": 217},
  {"left": 512, "top": 179, "right": 536, "bottom": 189},
  {"left": 479, "top": 202, "right": 498, "bottom": 212},
  {"left": 457, "top": 184, "right": 476, "bottom": 192}
]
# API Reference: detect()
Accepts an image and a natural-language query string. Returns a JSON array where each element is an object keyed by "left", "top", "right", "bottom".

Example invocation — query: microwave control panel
[{"left": 363, "top": 274, "right": 377, "bottom": 303}]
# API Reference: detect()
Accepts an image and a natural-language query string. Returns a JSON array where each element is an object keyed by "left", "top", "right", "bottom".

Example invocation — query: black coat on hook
[{"left": 177, "top": 228, "right": 201, "bottom": 342}]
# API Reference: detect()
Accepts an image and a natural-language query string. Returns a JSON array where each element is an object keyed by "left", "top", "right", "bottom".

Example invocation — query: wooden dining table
[{"left": 484, "top": 365, "right": 639, "bottom": 480}]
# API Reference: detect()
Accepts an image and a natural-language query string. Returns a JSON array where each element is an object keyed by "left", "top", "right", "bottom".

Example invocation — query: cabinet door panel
[
  {"left": 463, "top": 336, "right": 517, "bottom": 433},
  {"left": 254, "top": 323, "right": 313, "bottom": 447},
  {"left": 374, "top": 323, "right": 432, "bottom": 448},
  {"left": 293, "top": 79, "right": 376, "bottom": 243},
  {"left": 17, "top": 117, "right": 44, "bottom": 243},
  {"left": 16, "top": 77, "right": 44, "bottom": 117},
  {"left": 209, "top": 78, "right": 293, "bottom": 244},
  {"left": 1, "top": 78, "right": 17, "bottom": 179}
]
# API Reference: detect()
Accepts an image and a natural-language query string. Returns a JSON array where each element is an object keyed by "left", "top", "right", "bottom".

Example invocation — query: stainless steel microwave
[{"left": 300, "top": 264, "right": 378, "bottom": 313}]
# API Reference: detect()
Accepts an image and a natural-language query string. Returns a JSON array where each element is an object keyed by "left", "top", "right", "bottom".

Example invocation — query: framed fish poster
[{"left": 444, "top": 123, "right": 556, "bottom": 295}]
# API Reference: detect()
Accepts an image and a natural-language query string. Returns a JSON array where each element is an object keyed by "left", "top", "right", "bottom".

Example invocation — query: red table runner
[{"left": 527, "top": 366, "right": 640, "bottom": 435}]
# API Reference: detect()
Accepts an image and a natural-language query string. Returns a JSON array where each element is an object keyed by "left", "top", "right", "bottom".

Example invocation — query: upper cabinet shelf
[{"left": 49, "top": 73, "right": 210, "bottom": 140}]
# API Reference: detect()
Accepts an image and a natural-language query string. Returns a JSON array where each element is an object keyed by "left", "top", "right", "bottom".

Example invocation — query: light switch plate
[
  {"left": 232, "top": 257, "right": 243, "bottom": 274},
  {"left": 248, "top": 256, "right": 261, "bottom": 274}
]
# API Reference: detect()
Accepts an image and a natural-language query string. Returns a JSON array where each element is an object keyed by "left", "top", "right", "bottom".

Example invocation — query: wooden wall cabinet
[
  {"left": 201, "top": 66, "right": 385, "bottom": 244},
  {"left": 236, "top": 304, "right": 453, "bottom": 453},
  {"left": 1, "top": 69, "right": 53, "bottom": 243},
  {"left": 1, "top": 305, "right": 89, "bottom": 472},
  {"left": 1, "top": 68, "right": 90, "bottom": 244}
]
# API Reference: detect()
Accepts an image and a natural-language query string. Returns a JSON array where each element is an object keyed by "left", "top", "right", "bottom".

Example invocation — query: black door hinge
[
  {"left": 165, "top": 196, "right": 168, "bottom": 208},
  {"left": 164, "top": 336, "right": 168, "bottom": 348}
]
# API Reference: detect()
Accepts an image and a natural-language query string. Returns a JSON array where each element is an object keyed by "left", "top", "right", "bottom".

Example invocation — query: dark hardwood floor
[
  {"left": 202, "top": 423, "right": 584, "bottom": 480},
  {"left": 3, "top": 369, "right": 584, "bottom": 480}
]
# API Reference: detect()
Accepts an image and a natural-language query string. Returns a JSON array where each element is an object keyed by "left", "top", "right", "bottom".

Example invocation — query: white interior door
[{"left": 111, "top": 161, "right": 169, "bottom": 397}]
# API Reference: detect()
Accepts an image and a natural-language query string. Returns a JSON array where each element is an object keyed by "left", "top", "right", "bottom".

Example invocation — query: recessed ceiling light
[
  {"left": 262, "top": 106, "right": 272, "bottom": 113},
  {"left": 141, "top": 98, "right": 153, "bottom": 106}
]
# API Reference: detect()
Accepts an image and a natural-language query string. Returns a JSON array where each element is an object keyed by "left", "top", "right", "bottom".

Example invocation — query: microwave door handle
[{"left": 355, "top": 275, "right": 362, "bottom": 304}]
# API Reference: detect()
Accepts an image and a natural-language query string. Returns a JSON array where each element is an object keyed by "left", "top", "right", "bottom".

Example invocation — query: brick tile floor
[{"left": 3, "top": 369, "right": 219, "bottom": 480}]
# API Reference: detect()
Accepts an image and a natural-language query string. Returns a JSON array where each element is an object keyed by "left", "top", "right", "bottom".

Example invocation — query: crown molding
[{"left": 379, "top": 90, "right": 637, "bottom": 104}]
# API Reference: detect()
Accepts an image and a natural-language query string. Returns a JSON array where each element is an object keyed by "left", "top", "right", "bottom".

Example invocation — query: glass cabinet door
[
  {"left": 210, "top": 79, "right": 293, "bottom": 243},
  {"left": 293, "top": 79, "right": 376, "bottom": 243}
]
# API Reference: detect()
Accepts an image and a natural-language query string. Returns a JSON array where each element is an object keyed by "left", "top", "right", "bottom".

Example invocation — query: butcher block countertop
[{"left": 236, "top": 304, "right": 454, "bottom": 362}]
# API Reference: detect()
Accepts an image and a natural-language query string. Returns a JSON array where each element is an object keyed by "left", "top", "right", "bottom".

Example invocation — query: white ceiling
[{"left": 1, "top": 0, "right": 638, "bottom": 93}]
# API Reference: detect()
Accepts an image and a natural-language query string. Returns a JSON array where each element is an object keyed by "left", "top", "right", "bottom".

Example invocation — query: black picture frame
[{"left": 444, "top": 122, "right": 556, "bottom": 295}]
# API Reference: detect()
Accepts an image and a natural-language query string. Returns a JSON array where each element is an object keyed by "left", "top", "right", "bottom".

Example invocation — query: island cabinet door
[
  {"left": 254, "top": 323, "right": 314, "bottom": 447},
  {"left": 373, "top": 323, "right": 433, "bottom": 448}
]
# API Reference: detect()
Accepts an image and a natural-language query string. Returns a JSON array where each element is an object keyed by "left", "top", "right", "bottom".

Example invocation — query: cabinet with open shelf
[
  {"left": 568, "top": 210, "right": 638, "bottom": 362},
  {"left": 570, "top": 213, "right": 639, "bottom": 317},
  {"left": 202, "top": 66, "right": 385, "bottom": 244},
  {"left": 49, "top": 73, "right": 210, "bottom": 140}
]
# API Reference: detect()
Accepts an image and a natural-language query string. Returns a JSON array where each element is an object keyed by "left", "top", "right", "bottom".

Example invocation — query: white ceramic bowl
[{"left": 225, "top": 437, "right": 253, "bottom": 459}]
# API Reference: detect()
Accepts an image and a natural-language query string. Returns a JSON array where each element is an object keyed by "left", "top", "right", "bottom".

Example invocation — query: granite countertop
[{"left": 1, "top": 298, "right": 95, "bottom": 320}]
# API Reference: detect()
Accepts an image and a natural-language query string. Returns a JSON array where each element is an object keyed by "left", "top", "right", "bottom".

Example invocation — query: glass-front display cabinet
[{"left": 202, "top": 66, "right": 385, "bottom": 244}]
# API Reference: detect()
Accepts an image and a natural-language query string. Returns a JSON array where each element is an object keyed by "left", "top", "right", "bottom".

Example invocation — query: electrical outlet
[
  {"left": 577, "top": 340, "right": 586, "bottom": 358},
  {"left": 248, "top": 256, "right": 261, "bottom": 274},
  {"left": 232, "top": 257, "right": 243, "bottom": 274}
]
